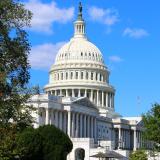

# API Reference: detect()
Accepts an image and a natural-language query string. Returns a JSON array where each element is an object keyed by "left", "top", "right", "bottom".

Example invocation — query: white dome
[{"left": 55, "top": 37, "right": 104, "bottom": 65}]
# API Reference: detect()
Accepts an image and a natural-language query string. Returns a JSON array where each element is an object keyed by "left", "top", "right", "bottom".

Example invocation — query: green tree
[
  {"left": 0, "top": 0, "right": 32, "bottom": 127},
  {"left": 0, "top": 0, "right": 33, "bottom": 159},
  {"left": 142, "top": 103, "right": 160, "bottom": 151},
  {"left": 129, "top": 150, "right": 147, "bottom": 160},
  {"left": 15, "top": 125, "right": 73, "bottom": 160}
]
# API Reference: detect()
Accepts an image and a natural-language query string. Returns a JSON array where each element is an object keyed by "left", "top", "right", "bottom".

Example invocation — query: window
[
  {"left": 61, "top": 73, "right": 63, "bottom": 80},
  {"left": 100, "top": 74, "right": 102, "bottom": 81},
  {"left": 71, "top": 72, "right": 73, "bottom": 79},
  {"left": 76, "top": 72, "right": 78, "bottom": 79},
  {"left": 91, "top": 72, "right": 93, "bottom": 80},
  {"left": 81, "top": 52, "right": 83, "bottom": 56},
  {"left": 81, "top": 72, "right": 83, "bottom": 79},
  {"left": 66, "top": 72, "right": 68, "bottom": 79},
  {"left": 57, "top": 74, "right": 59, "bottom": 80},
  {"left": 86, "top": 72, "right": 88, "bottom": 79}
]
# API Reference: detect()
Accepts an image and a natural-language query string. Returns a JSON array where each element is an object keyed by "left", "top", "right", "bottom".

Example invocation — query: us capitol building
[{"left": 29, "top": 3, "right": 152, "bottom": 160}]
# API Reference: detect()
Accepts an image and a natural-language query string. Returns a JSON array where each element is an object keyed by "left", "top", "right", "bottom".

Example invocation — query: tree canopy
[
  {"left": 0, "top": 0, "right": 32, "bottom": 127},
  {"left": 142, "top": 103, "right": 160, "bottom": 151},
  {"left": 15, "top": 125, "right": 73, "bottom": 160}
]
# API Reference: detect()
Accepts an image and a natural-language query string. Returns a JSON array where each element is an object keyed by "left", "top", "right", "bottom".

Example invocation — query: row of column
[
  {"left": 70, "top": 112, "right": 97, "bottom": 139},
  {"left": 49, "top": 89, "right": 114, "bottom": 108},
  {"left": 39, "top": 108, "right": 97, "bottom": 139},
  {"left": 117, "top": 127, "right": 145, "bottom": 151},
  {"left": 118, "top": 128, "right": 131, "bottom": 149},
  {"left": 51, "top": 70, "right": 107, "bottom": 83}
]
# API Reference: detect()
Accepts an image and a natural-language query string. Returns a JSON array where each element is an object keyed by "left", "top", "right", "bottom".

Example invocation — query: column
[
  {"left": 50, "top": 109, "right": 53, "bottom": 125},
  {"left": 91, "top": 117, "right": 93, "bottom": 138},
  {"left": 72, "top": 89, "right": 75, "bottom": 97},
  {"left": 94, "top": 118, "right": 97, "bottom": 141},
  {"left": 63, "top": 112, "right": 67, "bottom": 133},
  {"left": 84, "top": 89, "right": 87, "bottom": 97},
  {"left": 78, "top": 71, "right": 81, "bottom": 79},
  {"left": 128, "top": 130, "right": 130, "bottom": 150},
  {"left": 45, "top": 108, "right": 49, "bottom": 125},
  {"left": 67, "top": 111, "right": 71, "bottom": 137},
  {"left": 97, "top": 73, "right": 100, "bottom": 81},
  {"left": 118, "top": 127, "right": 122, "bottom": 149},
  {"left": 97, "top": 90, "right": 99, "bottom": 106},
  {"left": 59, "top": 111, "right": 62, "bottom": 130},
  {"left": 71, "top": 112, "right": 75, "bottom": 137},
  {"left": 84, "top": 71, "right": 86, "bottom": 80},
  {"left": 78, "top": 89, "right": 81, "bottom": 97},
  {"left": 91, "top": 90, "right": 93, "bottom": 102},
  {"left": 84, "top": 115, "right": 86, "bottom": 137},
  {"left": 133, "top": 129, "right": 137, "bottom": 151},
  {"left": 80, "top": 114, "right": 83, "bottom": 137},
  {"left": 106, "top": 92, "right": 108, "bottom": 107},
  {"left": 55, "top": 90, "right": 57, "bottom": 96},
  {"left": 76, "top": 113, "right": 79, "bottom": 137},
  {"left": 60, "top": 89, "right": 62, "bottom": 96},
  {"left": 87, "top": 116, "right": 90, "bottom": 137},
  {"left": 66, "top": 89, "right": 68, "bottom": 97},
  {"left": 102, "top": 91, "right": 104, "bottom": 107},
  {"left": 55, "top": 110, "right": 58, "bottom": 127}
]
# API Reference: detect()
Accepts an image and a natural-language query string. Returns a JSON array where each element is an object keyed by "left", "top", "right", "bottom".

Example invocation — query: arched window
[{"left": 75, "top": 148, "right": 85, "bottom": 160}]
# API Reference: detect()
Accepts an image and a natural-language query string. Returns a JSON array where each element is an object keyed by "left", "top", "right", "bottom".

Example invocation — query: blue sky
[{"left": 24, "top": 0, "right": 160, "bottom": 117}]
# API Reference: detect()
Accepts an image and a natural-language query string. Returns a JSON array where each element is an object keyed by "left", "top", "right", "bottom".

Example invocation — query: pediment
[{"left": 72, "top": 97, "right": 98, "bottom": 110}]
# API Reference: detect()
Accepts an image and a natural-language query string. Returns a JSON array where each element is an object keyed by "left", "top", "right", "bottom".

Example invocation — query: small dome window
[
  {"left": 89, "top": 52, "right": 91, "bottom": 56},
  {"left": 81, "top": 52, "right": 83, "bottom": 56}
]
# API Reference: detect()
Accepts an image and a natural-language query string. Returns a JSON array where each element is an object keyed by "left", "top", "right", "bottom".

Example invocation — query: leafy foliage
[
  {"left": 0, "top": 0, "right": 32, "bottom": 126},
  {"left": 129, "top": 150, "right": 147, "bottom": 160},
  {"left": 0, "top": 0, "right": 34, "bottom": 159},
  {"left": 142, "top": 103, "right": 160, "bottom": 151},
  {"left": 15, "top": 125, "right": 73, "bottom": 160}
]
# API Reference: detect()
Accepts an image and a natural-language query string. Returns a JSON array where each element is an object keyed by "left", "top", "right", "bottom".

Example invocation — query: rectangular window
[{"left": 76, "top": 72, "right": 78, "bottom": 79}]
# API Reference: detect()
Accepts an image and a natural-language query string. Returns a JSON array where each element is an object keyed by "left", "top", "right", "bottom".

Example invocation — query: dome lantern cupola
[{"left": 74, "top": 2, "right": 85, "bottom": 38}]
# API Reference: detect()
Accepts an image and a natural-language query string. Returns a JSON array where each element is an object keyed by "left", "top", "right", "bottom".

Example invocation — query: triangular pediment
[{"left": 72, "top": 97, "right": 98, "bottom": 110}]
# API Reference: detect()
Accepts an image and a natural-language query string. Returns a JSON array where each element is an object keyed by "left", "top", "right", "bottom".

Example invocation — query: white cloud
[
  {"left": 29, "top": 42, "right": 66, "bottom": 70},
  {"left": 25, "top": 0, "right": 74, "bottom": 33},
  {"left": 88, "top": 6, "right": 119, "bottom": 26},
  {"left": 123, "top": 28, "right": 149, "bottom": 38},
  {"left": 109, "top": 55, "right": 123, "bottom": 62}
]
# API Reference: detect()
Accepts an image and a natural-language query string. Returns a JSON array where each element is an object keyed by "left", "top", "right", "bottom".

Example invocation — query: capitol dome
[
  {"left": 44, "top": 4, "right": 115, "bottom": 116},
  {"left": 55, "top": 36, "right": 104, "bottom": 65}
]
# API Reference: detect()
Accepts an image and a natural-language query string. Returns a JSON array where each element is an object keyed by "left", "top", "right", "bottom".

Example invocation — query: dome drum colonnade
[{"left": 44, "top": 3, "right": 115, "bottom": 115}]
